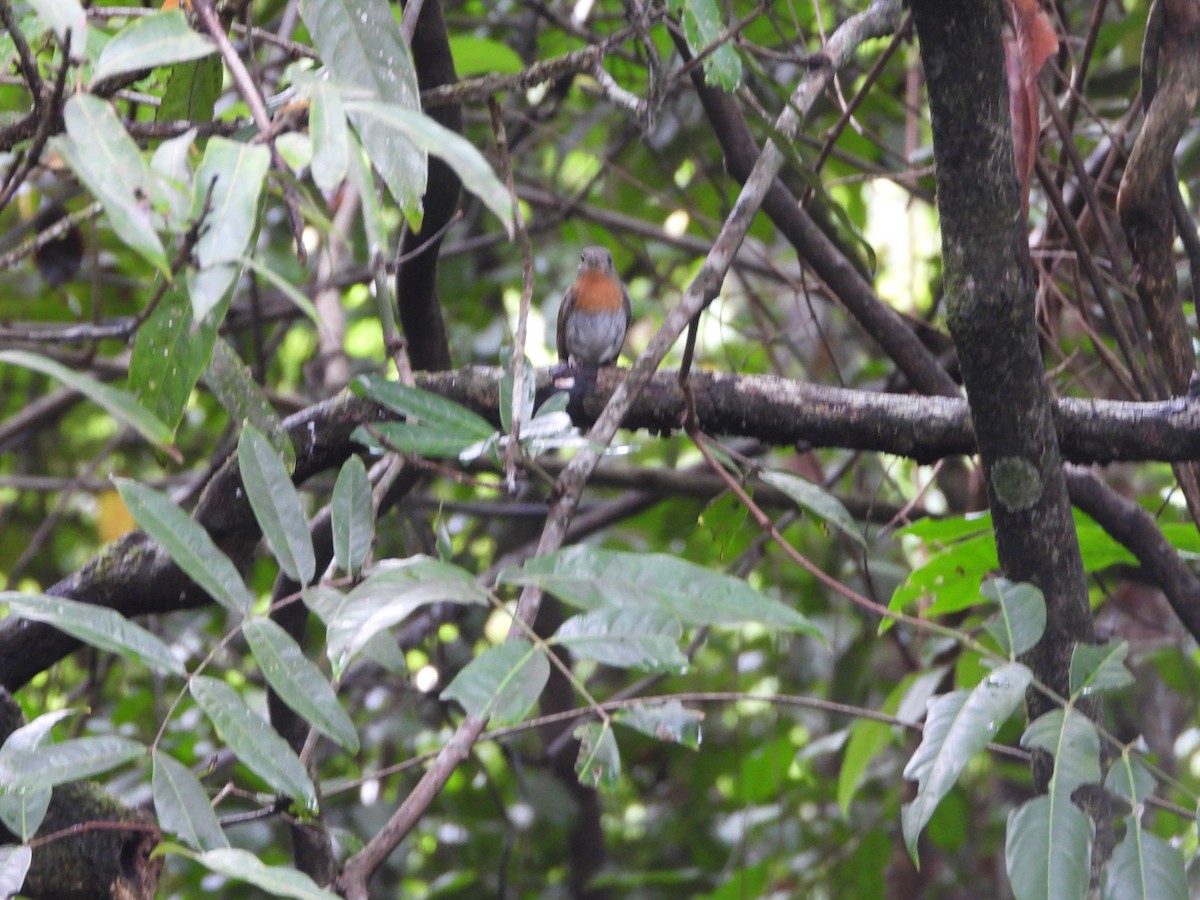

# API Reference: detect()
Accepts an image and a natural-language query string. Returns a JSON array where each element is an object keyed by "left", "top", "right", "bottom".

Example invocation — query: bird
[{"left": 556, "top": 246, "right": 631, "bottom": 368}]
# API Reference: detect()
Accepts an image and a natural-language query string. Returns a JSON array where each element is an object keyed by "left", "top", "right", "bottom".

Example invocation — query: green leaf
[
  {"left": 157, "top": 55, "right": 222, "bottom": 125},
  {"left": 345, "top": 136, "right": 388, "bottom": 255},
  {"left": 179, "top": 846, "right": 342, "bottom": 900},
  {"left": 901, "top": 662, "right": 1031, "bottom": 861},
  {"left": 499, "top": 349, "right": 536, "bottom": 435},
  {"left": 188, "top": 138, "right": 270, "bottom": 321},
  {"left": 448, "top": 35, "right": 524, "bottom": 77},
  {"left": 0, "top": 846, "right": 31, "bottom": 898},
  {"left": 1006, "top": 796, "right": 1093, "bottom": 900},
  {"left": 0, "top": 736, "right": 144, "bottom": 793},
  {"left": 332, "top": 456, "right": 373, "bottom": 577},
  {"left": 242, "top": 617, "right": 359, "bottom": 753},
  {"left": 355, "top": 376, "right": 495, "bottom": 436},
  {"left": 114, "top": 478, "right": 254, "bottom": 614},
  {"left": 441, "top": 640, "right": 549, "bottom": 726},
  {"left": 28, "top": 0, "right": 86, "bottom": 60},
  {"left": 298, "top": 0, "right": 424, "bottom": 220},
  {"left": 2, "top": 591, "right": 184, "bottom": 676},
  {"left": 302, "top": 586, "right": 406, "bottom": 675},
  {"left": 0, "top": 710, "right": 74, "bottom": 840},
  {"left": 1069, "top": 641, "right": 1134, "bottom": 699},
  {"left": 152, "top": 752, "right": 229, "bottom": 851},
  {"left": 342, "top": 99, "right": 514, "bottom": 235},
  {"left": 890, "top": 530, "right": 997, "bottom": 618},
  {"left": 575, "top": 721, "right": 620, "bottom": 791},
  {"left": 500, "top": 546, "right": 821, "bottom": 635},
  {"left": 310, "top": 79, "right": 350, "bottom": 192},
  {"left": 1103, "top": 816, "right": 1187, "bottom": 900},
  {"left": 130, "top": 285, "right": 219, "bottom": 430},
  {"left": 325, "top": 558, "right": 489, "bottom": 676},
  {"left": 758, "top": 470, "right": 867, "bottom": 548},
  {"left": 350, "top": 377, "right": 499, "bottom": 457},
  {"left": 666, "top": 0, "right": 742, "bottom": 90},
  {"left": 554, "top": 609, "right": 687, "bottom": 671},
  {"left": 1021, "top": 709, "right": 1101, "bottom": 796},
  {"left": 0, "top": 350, "right": 175, "bottom": 451},
  {"left": 352, "top": 422, "right": 496, "bottom": 460},
  {"left": 189, "top": 676, "right": 316, "bottom": 808},
  {"left": 981, "top": 578, "right": 1046, "bottom": 657},
  {"left": 92, "top": 11, "right": 215, "bottom": 83},
  {"left": 1104, "top": 752, "right": 1156, "bottom": 805},
  {"left": 238, "top": 424, "right": 315, "bottom": 585},
  {"left": 149, "top": 127, "right": 196, "bottom": 229},
  {"left": 51, "top": 95, "right": 167, "bottom": 272},
  {"left": 206, "top": 339, "right": 295, "bottom": 469},
  {"left": 614, "top": 701, "right": 702, "bottom": 749}
]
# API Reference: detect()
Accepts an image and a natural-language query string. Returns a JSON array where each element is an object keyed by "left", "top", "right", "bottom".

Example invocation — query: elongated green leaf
[
  {"left": 575, "top": 721, "right": 620, "bottom": 791},
  {"left": 343, "top": 99, "right": 513, "bottom": 234},
  {"left": 555, "top": 609, "right": 686, "bottom": 671},
  {"left": 130, "top": 286, "right": 220, "bottom": 430},
  {"left": 51, "top": 96, "right": 166, "bottom": 271},
  {"left": 114, "top": 478, "right": 254, "bottom": 614},
  {"left": 1103, "top": 816, "right": 1187, "bottom": 900},
  {"left": 901, "top": 662, "right": 1031, "bottom": 861},
  {"left": 157, "top": 55, "right": 222, "bottom": 125},
  {"left": 351, "top": 421, "right": 495, "bottom": 460},
  {"left": 1006, "top": 796, "right": 1092, "bottom": 900},
  {"left": 188, "top": 138, "right": 270, "bottom": 321},
  {"left": 759, "top": 470, "right": 867, "bottom": 548},
  {"left": 1105, "top": 753, "right": 1156, "bottom": 805},
  {"left": 238, "top": 424, "right": 314, "bottom": 585},
  {"left": 442, "top": 640, "right": 549, "bottom": 726},
  {"left": 982, "top": 578, "right": 1046, "bottom": 657},
  {"left": 149, "top": 127, "right": 196, "bottom": 230},
  {"left": 614, "top": 701, "right": 702, "bottom": 749},
  {"left": 0, "top": 710, "right": 74, "bottom": 840},
  {"left": 152, "top": 752, "right": 229, "bottom": 851},
  {"left": 500, "top": 546, "right": 821, "bottom": 635},
  {"left": 355, "top": 377, "right": 495, "bottom": 435},
  {"left": 0, "top": 736, "right": 144, "bottom": 793},
  {"left": 243, "top": 617, "right": 359, "bottom": 753},
  {"left": 28, "top": 0, "right": 86, "bottom": 59},
  {"left": 189, "top": 676, "right": 316, "bottom": 807},
  {"left": 311, "top": 80, "right": 350, "bottom": 192},
  {"left": 2, "top": 591, "right": 183, "bottom": 676},
  {"left": 325, "top": 558, "right": 488, "bottom": 675},
  {"left": 302, "top": 586, "right": 407, "bottom": 675},
  {"left": 206, "top": 340, "right": 294, "bottom": 468},
  {"left": 332, "top": 456, "right": 373, "bottom": 577},
  {"left": 1069, "top": 641, "right": 1134, "bottom": 699},
  {"left": 0, "top": 350, "right": 174, "bottom": 450},
  {"left": 92, "top": 11, "right": 215, "bottom": 83},
  {"left": 666, "top": 0, "right": 742, "bottom": 90},
  {"left": 1021, "top": 709, "right": 1101, "bottom": 797},
  {"left": 298, "top": 0, "right": 423, "bottom": 219},
  {"left": 0, "top": 845, "right": 31, "bottom": 899},
  {"left": 183, "top": 847, "right": 341, "bottom": 900}
]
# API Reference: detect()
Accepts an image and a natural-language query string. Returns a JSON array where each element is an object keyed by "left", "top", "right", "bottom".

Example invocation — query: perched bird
[{"left": 556, "top": 246, "right": 631, "bottom": 368}]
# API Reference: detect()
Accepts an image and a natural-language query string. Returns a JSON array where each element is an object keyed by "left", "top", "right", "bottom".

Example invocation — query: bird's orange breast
[{"left": 570, "top": 270, "right": 625, "bottom": 314}]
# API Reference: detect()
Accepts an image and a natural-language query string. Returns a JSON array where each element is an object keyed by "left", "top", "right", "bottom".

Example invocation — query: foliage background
[{"left": 0, "top": 0, "right": 1198, "bottom": 898}]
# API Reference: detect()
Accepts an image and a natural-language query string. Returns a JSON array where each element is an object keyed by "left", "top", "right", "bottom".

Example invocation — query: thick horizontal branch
[{"left": 429, "top": 366, "right": 1200, "bottom": 465}]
